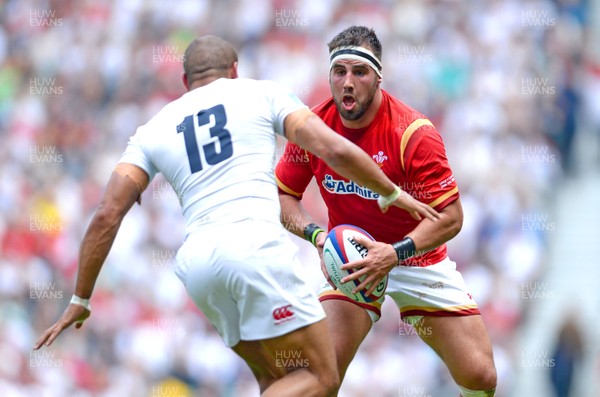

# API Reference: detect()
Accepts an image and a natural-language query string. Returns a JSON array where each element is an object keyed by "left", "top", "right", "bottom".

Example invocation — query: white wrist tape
[
  {"left": 70, "top": 295, "right": 91, "bottom": 311},
  {"left": 377, "top": 186, "right": 402, "bottom": 210}
]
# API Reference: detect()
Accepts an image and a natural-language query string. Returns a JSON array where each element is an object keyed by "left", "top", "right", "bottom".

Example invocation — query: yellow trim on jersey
[
  {"left": 400, "top": 118, "right": 434, "bottom": 172},
  {"left": 428, "top": 186, "right": 459, "bottom": 208},
  {"left": 275, "top": 175, "right": 303, "bottom": 198}
]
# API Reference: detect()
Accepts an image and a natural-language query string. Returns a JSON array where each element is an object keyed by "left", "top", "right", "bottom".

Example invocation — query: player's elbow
[
  {"left": 447, "top": 215, "right": 462, "bottom": 239},
  {"left": 444, "top": 207, "right": 463, "bottom": 239},
  {"left": 93, "top": 202, "right": 126, "bottom": 229}
]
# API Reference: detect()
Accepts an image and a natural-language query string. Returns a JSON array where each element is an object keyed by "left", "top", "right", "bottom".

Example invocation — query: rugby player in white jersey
[{"left": 33, "top": 36, "right": 438, "bottom": 396}]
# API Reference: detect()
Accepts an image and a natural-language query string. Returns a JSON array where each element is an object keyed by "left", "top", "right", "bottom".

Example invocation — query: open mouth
[{"left": 342, "top": 95, "right": 356, "bottom": 111}]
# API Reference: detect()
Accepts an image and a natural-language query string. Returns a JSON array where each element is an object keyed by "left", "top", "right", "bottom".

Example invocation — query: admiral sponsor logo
[
  {"left": 322, "top": 174, "right": 379, "bottom": 200},
  {"left": 273, "top": 304, "right": 295, "bottom": 325}
]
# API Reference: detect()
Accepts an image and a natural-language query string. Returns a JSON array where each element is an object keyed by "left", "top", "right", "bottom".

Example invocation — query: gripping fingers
[
  {"left": 352, "top": 275, "right": 375, "bottom": 294},
  {"left": 364, "top": 276, "right": 384, "bottom": 296},
  {"left": 321, "top": 261, "right": 337, "bottom": 290}
]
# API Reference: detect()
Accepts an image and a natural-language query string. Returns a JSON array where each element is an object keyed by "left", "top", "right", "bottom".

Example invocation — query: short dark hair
[
  {"left": 183, "top": 35, "right": 238, "bottom": 80},
  {"left": 327, "top": 26, "right": 382, "bottom": 62}
]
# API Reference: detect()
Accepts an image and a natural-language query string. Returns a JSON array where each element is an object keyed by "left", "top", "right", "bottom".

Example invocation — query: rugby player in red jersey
[{"left": 275, "top": 26, "right": 497, "bottom": 397}]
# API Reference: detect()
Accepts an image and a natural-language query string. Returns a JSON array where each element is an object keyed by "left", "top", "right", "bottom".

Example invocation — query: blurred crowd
[{"left": 0, "top": 0, "right": 598, "bottom": 396}]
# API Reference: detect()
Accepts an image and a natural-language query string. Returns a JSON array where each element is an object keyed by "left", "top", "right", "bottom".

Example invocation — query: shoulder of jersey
[{"left": 381, "top": 90, "right": 431, "bottom": 133}]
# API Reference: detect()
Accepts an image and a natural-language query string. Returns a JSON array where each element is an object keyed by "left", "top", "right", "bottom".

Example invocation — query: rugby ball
[{"left": 322, "top": 224, "right": 388, "bottom": 303}]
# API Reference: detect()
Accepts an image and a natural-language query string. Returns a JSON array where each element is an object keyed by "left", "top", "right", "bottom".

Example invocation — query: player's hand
[
  {"left": 33, "top": 303, "right": 90, "bottom": 350},
  {"left": 385, "top": 189, "right": 440, "bottom": 221},
  {"left": 315, "top": 232, "right": 337, "bottom": 290},
  {"left": 339, "top": 234, "right": 397, "bottom": 296}
]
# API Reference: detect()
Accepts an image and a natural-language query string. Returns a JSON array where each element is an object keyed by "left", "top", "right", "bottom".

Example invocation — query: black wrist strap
[
  {"left": 303, "top": 223, "right": 325, "bottom": 246},
  {"left": 392, "top": 237, "right": 417, "bottom": 262}
]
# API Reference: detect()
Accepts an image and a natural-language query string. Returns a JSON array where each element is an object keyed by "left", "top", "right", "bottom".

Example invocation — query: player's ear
[
  {"left": 182, "top": 72, "right": 190, "bottom": 90},
  {"left": 229, "top": 61, "right": 239, "bottom": 79}
]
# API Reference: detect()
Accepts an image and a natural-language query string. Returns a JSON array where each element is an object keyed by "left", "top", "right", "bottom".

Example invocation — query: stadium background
[{"left": 1, "top": 0, "right": 599, "bottom": 396}]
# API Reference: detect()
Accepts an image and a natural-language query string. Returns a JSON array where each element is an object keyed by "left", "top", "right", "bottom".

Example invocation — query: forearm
[
  {"left": 395, "top": 198, "right": 463, "bottom": 259},
  {"left": 405, "top": 214, "right": 460, "bottom": 254},
  {"left": 279, "top": 193, "right": 318, "bottom": 239},
  {"left": 74, "top": 209, "right": 124, "bottom": 298},
  {"left": 72, "top": 167, "right": 146, "bottom": 299}
]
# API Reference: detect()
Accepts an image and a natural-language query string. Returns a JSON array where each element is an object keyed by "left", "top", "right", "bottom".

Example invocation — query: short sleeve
[
  {"left": 275, "top": 142, "right": 313, "bottom": 200},
  {"left": 264, "top": 81, "right": 309, "bottom": 136},
  {"left": 118, "top": 126, "right": 158, "bottom": 182},
  {"left": 403, "top": 125, "right": 459, "bottom": 210}
]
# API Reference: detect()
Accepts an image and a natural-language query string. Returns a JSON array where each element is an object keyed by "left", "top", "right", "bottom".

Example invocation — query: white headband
[{"left": 329, "top": 45, "right": 382, "bottom": 78}]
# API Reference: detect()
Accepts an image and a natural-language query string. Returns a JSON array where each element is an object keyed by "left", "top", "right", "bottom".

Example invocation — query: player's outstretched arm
[
  {"left": 284, "top": 109, "right": 439, "bottom": 221},
  {"left": 34, "top": 163, "right": 149, "bottom": 349}
]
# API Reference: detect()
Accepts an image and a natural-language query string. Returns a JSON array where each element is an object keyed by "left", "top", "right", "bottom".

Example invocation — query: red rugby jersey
[{"left": 275, "top": 90, "right": 459, "bottom": 267}]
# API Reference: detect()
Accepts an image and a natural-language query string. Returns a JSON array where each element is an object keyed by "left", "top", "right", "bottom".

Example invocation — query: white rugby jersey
[{"left": 119, "top": 78, "right": 307, "bottom": 234}]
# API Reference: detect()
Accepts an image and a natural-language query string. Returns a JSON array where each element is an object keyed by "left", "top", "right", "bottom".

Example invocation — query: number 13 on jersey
[{"left": 177, "top": 104, "right": 233, "bottom": 173}]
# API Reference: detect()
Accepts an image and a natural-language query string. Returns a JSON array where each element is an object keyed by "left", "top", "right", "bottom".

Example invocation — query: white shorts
[
  {"left": 320, "top": 257, "right": 479, "bottom": 324},
  {"left": 175, "top": 220, "right": 325, "bottom": 347}
]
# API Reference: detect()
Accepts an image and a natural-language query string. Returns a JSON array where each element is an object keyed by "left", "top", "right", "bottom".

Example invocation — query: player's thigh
[
  {"left": 233, "top": 319, "right": 339, "bottom": 385},
  {"left": 261, "top": 319, "right": 338, "bottom": 378},
  {"left": 321, "top": 299, "right": 372, "bottom": 378},
  {"left": 415, "top": 315, "right": 496, "bottom": 389},
  {"left": 232, "top": 339, "right": 285, "bottom": 391}
]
